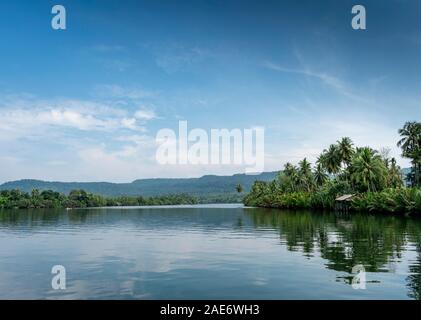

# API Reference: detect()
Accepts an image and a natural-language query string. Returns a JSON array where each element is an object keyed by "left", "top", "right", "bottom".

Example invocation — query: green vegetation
[
  {"left": 398, "top": 121, "right": 421, "bottom": 186},
  {"left": 0, "top": 189, "right": 198, "bottom": 209},
  {"left": 245, "top": 121, "right": 421, "bottom": 214}
]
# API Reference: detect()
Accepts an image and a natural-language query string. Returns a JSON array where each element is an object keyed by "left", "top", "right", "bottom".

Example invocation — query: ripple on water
[{"left": 0, "top": 206, "right": 420, "bottom": 299}]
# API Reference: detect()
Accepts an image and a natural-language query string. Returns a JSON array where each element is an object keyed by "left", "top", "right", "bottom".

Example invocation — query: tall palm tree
[
  {"left": 313, "top": 163, "right": 329, "bottom": 186},
  {"left": 298, "top": 158, "right": 314, "bottom": 191},
  {"left": 350, "top": 147, "right": 388, "bottom": 192},
  {"left": 280, "top": 162, "right": 300, "bottom": 192},
  {"left": 388, "top": 157, "right": 403, "bottom": 188},
  {"left": 283, "top": 162, "right": 296, "bottom": 177},
  {"left": 298, "top": 158, "right": 312, "bottom": 177},
  {"left": 397, "top": 121, "right": 421, "bottom": 186},
  {"left": 320, "top": 144, "right": 342, "bottom": 175},
  {"left": 337, "top": 137, "right": 355, "bottom": 167}
]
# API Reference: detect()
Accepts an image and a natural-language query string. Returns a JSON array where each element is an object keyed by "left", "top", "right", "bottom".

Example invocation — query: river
[{"left": 0, "top": 204, "right": 420, "bottom": 299}]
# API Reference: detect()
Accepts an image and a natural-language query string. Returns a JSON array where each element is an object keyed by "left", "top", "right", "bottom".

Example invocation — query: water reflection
[
  {"left": 0, "top": 206, "right": 420, "bottom": 299},
  {"left": 246, "top": 208, "right": 421, "bottom": 299}
]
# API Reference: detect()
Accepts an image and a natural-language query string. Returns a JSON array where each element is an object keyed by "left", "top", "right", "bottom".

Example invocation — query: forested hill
[{"left": 0, "top": 172, "right": 278, "bottom": 201}]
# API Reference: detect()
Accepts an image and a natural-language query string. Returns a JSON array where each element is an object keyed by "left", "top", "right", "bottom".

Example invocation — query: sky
[{"left": 0, "top": 0, "right": 420, "bottom": 183}]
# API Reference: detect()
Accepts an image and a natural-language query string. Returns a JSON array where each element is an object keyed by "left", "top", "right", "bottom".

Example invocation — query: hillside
[{"left": 0, "top": 172, "right": 279, "bottom": 202}]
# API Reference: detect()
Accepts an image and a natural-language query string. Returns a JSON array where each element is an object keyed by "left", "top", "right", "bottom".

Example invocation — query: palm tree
[
  {"left": 313, "top": 163, "right": 329, "bottom": 186},
  {"left": 283, "top": 162, "right": 296, "bottom": 177},
  {"left": 298, "top": 158, "right": 314, "bottom": 191},
  {"left": 337, "top": 137, "right": 355, "bottom": 167},
  {"left": 280, "top": 162, "right": 300, "bottom": 192},
  {"left": 298, "top": 158, "right": 312, "bottom": 177},
  {"left": 249, "top": 181, "right": 268, "bottom": 197},
  {"left": 320, "top": 144, "right": 342, "bottom": 175},
  {"left": 388, "top": 157, "right": 403, "bottom": 188},
  {"left": 350, "top": 147, "right": 388, "bottom": 192},
  {"left": 397, "top": 121, "right": 421, "bottom": 186}
]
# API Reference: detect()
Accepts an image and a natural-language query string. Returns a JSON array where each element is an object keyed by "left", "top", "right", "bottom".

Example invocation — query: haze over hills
[{"left": 0, "top": 172, "right": 279, "bottom": 202}]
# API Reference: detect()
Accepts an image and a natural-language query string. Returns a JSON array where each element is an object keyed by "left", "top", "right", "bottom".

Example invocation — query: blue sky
[{"left": 0, "top": 0, "right": 420, "bottom": 182}]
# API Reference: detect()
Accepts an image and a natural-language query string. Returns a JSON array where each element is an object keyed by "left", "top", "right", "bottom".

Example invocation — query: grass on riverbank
[{"left": 244, "top": 184, "right": 421, "bottom": 214}]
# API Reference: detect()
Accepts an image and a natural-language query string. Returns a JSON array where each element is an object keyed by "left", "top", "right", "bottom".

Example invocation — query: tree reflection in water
[
  {"left": 246, "top": 208, "right": 421, "bottom": 299},
  {"left": 1, "top": 207, "right": 420, "bottom": 299}
]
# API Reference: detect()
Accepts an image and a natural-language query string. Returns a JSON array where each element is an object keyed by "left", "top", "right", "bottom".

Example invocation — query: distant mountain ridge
[
  {"left": 0, "top": 168, "right": 411, "bottom": 202},
  {"left": 0, "top": 172, "right": 279, "bottom": 200}
]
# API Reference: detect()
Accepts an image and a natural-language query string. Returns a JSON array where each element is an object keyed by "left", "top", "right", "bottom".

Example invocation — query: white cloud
[
  {"left": 0, "top": 94, "right": 151, "bottom": 139},
  {"left": 120, "top": 118, "right": 145, "bottom": 131},
  {"left": 262, "top": 61, "right": 363, "bottom": 101},
  {"left": 39, "top": 109, "right": 107, "bottom": 130},
  {"left": 134, "top": 108, "right": 156, "bottom": 120},
  {"left": 0, "top": 106, "right": 117, "bottom": 139},
  {"left": 116, "top": 134, "right": 157, "bottom": 147},
  {"left": 0, "top": 92, "right": 169, "bottom": 182},
  {"left": 263, "top": 61, "right": 343, "bottom": 88}
]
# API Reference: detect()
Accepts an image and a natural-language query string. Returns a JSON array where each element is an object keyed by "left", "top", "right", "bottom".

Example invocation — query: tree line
[
  {"left": 0, "top": 189, "right": 198, "bottom": 209},
  {"left": 244, "top": 121, "right": 421, "bottom": 214}
]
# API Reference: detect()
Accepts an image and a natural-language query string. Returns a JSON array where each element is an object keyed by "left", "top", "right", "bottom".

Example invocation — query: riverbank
[
  {"left": 244, "top": 186, "right": 421, "bottom": 215},
  {"left": 0, "top": 189, "right": 199, "bottom": 209}
]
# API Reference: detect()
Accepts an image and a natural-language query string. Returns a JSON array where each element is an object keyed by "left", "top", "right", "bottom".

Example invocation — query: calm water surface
[{"left": 0, "top": 204, "right": 420, "bottom": 299}]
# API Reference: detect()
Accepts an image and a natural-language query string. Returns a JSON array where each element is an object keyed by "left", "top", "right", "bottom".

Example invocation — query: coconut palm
[
  {"left": 298, "top": 158, "right": 312, "bottom": 176},
  {"left": 298, "top": 158, "right": 314, "bottom": 191},
  {"left": 280, "top": 162, "right": 300, "bottom": 192},
  {"left": 388, "top": 157, "right": 403, "bottom": 188},
  {"left": 337, "top": 137, "right": 355, "bottom": 167},
  {"left": 350, "top": 147, "right": 388, "bottom": 192},
  {"left": 283, "top": 162, "right": 296, "bottom": 177},
  {"left": 397, "top": 121, "right": 421, "bottom": 186},
  {"left": 320, "top": 144, "right": 342, "bottom": 175},
  {"left": 313, "top": 163, "right": 329, "bottom": 186},
  {"left": 317, "top": 152, "right": 326, "bottom": 164}
]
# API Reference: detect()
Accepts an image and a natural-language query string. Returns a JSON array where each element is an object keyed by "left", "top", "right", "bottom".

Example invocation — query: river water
[{"left": 0, "top": 204, "right": 420, "bottom": 299}]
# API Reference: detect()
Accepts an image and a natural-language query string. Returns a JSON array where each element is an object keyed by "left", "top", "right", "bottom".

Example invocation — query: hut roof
[{"left": 335, "top": 194, "right": 355, "bottom": 202}]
